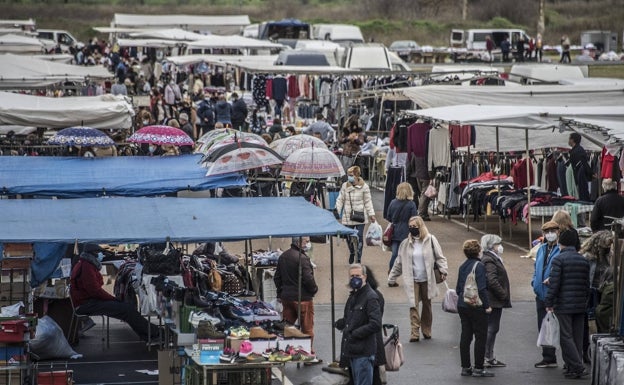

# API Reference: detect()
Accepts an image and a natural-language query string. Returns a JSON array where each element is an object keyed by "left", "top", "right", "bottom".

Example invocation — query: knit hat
[
  {"left": 558, "top": 229, "right": 576, "bottom": 247},
  {"left": 541, "top": 221, "right": 559, "bottom": 231}
]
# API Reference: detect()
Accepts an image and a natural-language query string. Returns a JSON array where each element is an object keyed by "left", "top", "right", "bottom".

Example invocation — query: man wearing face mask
[
  {"left": 531, "top": 221, "right": 561, "bottom": 368},
  {"left": 70, "top": 243, "right": 161, "bottom": 344},
  {"left": 335, "top": 264, "right": 381, "bottom": 385},
  {"left": 274, "top": 237, "right": 318, "bottom": 346},
  {"left": 480, "top": 234, "right": 511, "bottom": 368}
]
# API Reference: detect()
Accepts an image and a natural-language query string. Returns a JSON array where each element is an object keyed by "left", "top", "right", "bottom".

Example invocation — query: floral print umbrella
[
  {"left": 127, "top": 125, "right": 194, "bottom": 146},
  {"left": 47, "top": 127, "right": 114, "bottom": 147}
]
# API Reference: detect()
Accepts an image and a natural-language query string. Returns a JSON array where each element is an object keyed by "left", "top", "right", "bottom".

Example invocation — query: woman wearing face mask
[
  {"left": 479, "top": 234, "right": 511, "bottom": 368},
  {"left": 335, "top": 166, "right": 376, "bottom": 264},
  {"left": 274, "top": 236, "right": 318, "bottom": 349},
  {"left": 387, "top": 216, "right": 448, "bottom": 342}
]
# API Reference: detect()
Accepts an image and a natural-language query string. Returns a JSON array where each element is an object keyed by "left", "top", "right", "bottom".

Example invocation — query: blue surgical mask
[
  {"left": 97, "top": 252, "right": 105, "bottom": 262},
  {"left": 349, "top": 276, "right": 363, "bottom": 290},
  {"left": 347, "top": 176, "right": 355, "bottom": 183}
]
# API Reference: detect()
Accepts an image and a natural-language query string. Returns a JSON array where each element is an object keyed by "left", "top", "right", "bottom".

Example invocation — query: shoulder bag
[
  {"left": 383, "top": 200, "right": 408, "bottom": 247},
  {"left": 463, "top": 261, "right": 483, "bottom": 307},
  {"left": 430, "top": 237, "right": 444, "bottom": 284},
  {"left": 348, "top": 191, "right": 365, "bottom": 223}
]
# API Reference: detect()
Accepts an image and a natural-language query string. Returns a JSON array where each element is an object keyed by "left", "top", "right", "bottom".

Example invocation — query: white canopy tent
[
  {"left": 128, "top": 28, "right": 207, "bottom": 41},
  {"left": 111, "top": 14, "right": 250, "bottom": 35},
  {"left": 185, "top": 35, "right": 283, "bottom": 51},
  {"left": 0, "top": 54, "right": 112, "bottom": 89},
  {"left": 400, "top": 84, "right": 624, "bottom": 109},
  {"left": 0, "top": 34, "right": 44, "bottom": 54},
  {"left": 116, "top": 38, "right": 181, "bottom": 48},
  {"left": 166, "top": 54, "right": 278, "bottom": 67},
  {"left": 0, "top": 92, "right": 135, "bottom": 129}
]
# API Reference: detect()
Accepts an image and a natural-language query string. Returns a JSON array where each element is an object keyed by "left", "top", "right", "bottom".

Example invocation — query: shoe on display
[
  {"left": 238, "top": 340, "right": 253, "bottom": 358},
  {"left": 189, "top": 311, "right": 221, "bottom": 328},
  {"left": 196, "top": 320, "right": 225, "bottom": 339},
  {"left": 291, "top": 349, "right": 316, "bottom": 362},
  {"left": 268, "top": 351, "right": 293, "bottom": 362},
  {"left": 228, "top": 326, "right": 250, "bottom": 339},
  {"left": 471, "top": 368, "right": 495, "bottom": 377},
  {"left": 284, "top": 326, "right": 310, "bottom": 338},
  {"left": 249, "top": 326, "right": 277, "bottom": 340},
  {"left": 534, "top": 360, "right": 558, "bottom": 368},
  {"left": 219, "top": 348, "right": 236, "bottom": 363},
  {"left": 485, "top": 358, "right": 506, "bottom": 368},
  {"left": 246, "top": 352, "right": 267, "bottom": 362}
]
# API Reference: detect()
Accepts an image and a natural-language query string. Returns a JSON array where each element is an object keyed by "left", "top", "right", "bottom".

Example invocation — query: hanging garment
[
  {"left": 545, "top": 157, "right": 559, "bottom": 192},
  {"left": 556, "top": 158, "right": 569, "bottom": 196},
  {"left": 449, "top": 124, "right": 475, "bottom": 149},
  {"left": 407, "top": 122, "right": 430, "bottom": 157},
  {"left": 287, "top": 75, "right": 300, "bottom": 99},
  {"left": 511, "top": 158, "right": 535, "bottom": 189},
  {"left": 566, "top": 165, "right": 578, "bottom": 199},
  {"left": 272, "top": 76, "right": 288, "bottom": 102},
  {"left": 384, "top": 167, "right": 405, "bottom": 218},
  {"left": 427, "top": 126, "right": 451, "bottom": 170}
]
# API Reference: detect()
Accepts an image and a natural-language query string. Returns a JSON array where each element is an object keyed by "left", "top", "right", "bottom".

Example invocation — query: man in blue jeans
[
  {"left": 532, "top": 221, "right": 561, "bottom": 368},
  {"left": 335, "top": 264, "right": 382, "bottom": 385}
]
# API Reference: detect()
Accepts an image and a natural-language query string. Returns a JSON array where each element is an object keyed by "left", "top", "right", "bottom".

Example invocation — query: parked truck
[{"left": 580, "top": 30, "right": 618, "bottom": 53}]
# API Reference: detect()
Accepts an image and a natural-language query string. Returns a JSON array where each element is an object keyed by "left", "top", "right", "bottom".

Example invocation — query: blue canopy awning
[
  {"left": 0, "top": 155, "right": 246, "bottom": 197},
  {"left": 0, "top": 197, "right": 356, "bottom": 244}
]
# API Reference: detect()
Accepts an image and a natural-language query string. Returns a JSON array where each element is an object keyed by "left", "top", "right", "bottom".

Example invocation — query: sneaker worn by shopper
[
  {"left": 484, "top": 358, "right": 506, "bottom": 368},
  {"left": 461, "top": 367, "right": 473, "bottom": 376},
  {"left": 80, "top": 317, "right": 96, "bottom": 334},
  {"left": 534, "top": 360, "right": 558, "bottom": 368},
  {"left": 564, "top": 369, "right": 589, "bottom": 379},
  {"left": 472, "top": 368, "right": 495, "bottom": 377}
]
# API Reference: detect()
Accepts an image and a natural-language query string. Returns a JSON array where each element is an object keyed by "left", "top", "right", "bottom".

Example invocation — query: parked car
[
  {"left": 275, "top": 50, "right": 331, "bottom": 66},
  {"left": 389, "top": 40, "right": 421, "bottom": 62}
]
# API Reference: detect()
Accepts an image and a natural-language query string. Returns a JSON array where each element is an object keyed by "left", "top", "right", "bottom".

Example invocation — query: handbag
[
  {"left": 348, "top": 191, "right": 365, "bottom": 223},
  {"left": 442, "top": 281, "right": 459, "bottom": 313},
  {"left": 463, "top": 261, "right": 483, "bottom": 307},
  {"left": 207, "top": 260, "right": 222, "bottom": 292},
  {"left": 383, "top": 200, "right": 408, "bottom": 247},
  {"left": 430, "top": 239, "right": 445, "bottom": 284},
  {"left": 383, "top": 324, "right": 404, "bottom": 371}
]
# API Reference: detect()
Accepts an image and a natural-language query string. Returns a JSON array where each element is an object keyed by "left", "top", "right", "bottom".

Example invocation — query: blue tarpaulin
[
  {"left": 0, "top": 155, "right": 246, "bottom": 197},
  {"left": 0, "top": 197, "right": 356, "bottom": 244}
]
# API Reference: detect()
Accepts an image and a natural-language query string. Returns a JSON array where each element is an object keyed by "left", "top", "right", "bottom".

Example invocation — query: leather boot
[
  {"left": 249, "top": 326, "right": 277, "bottom": 340},
  {"left": 284, "top": 325, "right": 310, "bottom": 338}
]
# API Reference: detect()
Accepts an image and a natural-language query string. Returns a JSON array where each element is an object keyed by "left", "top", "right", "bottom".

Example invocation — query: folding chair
[{"left": 68, "top": 287, "right": 110, "bottom": 349}]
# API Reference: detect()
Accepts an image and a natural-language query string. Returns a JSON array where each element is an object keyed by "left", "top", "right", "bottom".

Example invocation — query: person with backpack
[{"left": 456, "top": 239, "right": 493, "bottom": 377}]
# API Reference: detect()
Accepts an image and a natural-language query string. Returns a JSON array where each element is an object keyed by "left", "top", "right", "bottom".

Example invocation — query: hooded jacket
[
  {"left": 335, "top": 179, "right": 375, "bottom": 225},
  {"left": 70, "top": 252, "right": 116, "bottom": 307},
  {"left": 532, "top": 242, "right": 560, "bottom": 301}
]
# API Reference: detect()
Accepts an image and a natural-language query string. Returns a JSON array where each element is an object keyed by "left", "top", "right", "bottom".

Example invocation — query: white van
[
  {"left": 37, "top": 29, "right": 80, "bottom": 52},
  {"left": 343, "top": 43, "right": 392, "bottom": 71},
  {"left": 313, "top": 24, "right": 364, "bottom": 44},
  {"left": 451, "top": 28, "right": 531, "bottom": 51}
]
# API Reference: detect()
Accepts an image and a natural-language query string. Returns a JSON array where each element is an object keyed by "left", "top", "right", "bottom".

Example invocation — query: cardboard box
[
  {"left": 158, "top": 349, "right": 183, "bottom": 385},
  {"left": 33, "top": 280, "right": 68, "bottom": 299},
  {"left": 2, "top": 244, "right": 33, "bottom": 258},
  {"left": 225, "top": 336, "right": 245, "bottom": 353},
  {"left": 277, "top": 337, "right": 312, "bottom": 353},
  {"left": 250, "top": 338, "right": 277, "bottom": 354}
]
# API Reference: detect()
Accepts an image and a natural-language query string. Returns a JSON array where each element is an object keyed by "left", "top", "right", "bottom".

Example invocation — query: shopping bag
[
  {"left": 424, "top": 184, "right": 438, "bottom": 198},
  {"left": 383, "top": 324, "right": 404, "bottom": 371},
  {"left": 442, "top": 281, "right": 458, "bottom": 313},
  {"left": 365, "top": 222, "right": 383, "bottom": 246},
  {"left": 537, "top": 311, "right": 560, "bottom": 348},
  {"left": 463, "top": 262, "right": 482, "bottom": 307}
]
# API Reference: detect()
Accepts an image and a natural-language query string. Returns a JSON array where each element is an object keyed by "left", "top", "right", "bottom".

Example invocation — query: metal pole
[
  {"left": 297, "top": 236, "right": 302, "bottom": 329},
  {"left": 496, "top": 127, "right": 502, "bottom": 237},
  {"left": 330, "top": 236, "right": 336, "bottom": 362},
  {"left": 525, "top": 128, "right": 532, "bottom": 248}
]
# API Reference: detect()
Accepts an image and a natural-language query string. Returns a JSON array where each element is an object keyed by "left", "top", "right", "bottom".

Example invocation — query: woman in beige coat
[
  {"left": 388, "top": 216, "right": 448, "bottom": 341},
  {"left": 335, "top": 165, "right": 376, "bottom": 264}
]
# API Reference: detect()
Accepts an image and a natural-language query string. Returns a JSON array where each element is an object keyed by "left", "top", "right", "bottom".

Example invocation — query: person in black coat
[
  {"left": 363, "top": 266, "right": 386, "bottom": 385},
  {"left": 544, "top": 230, "right": 590, "bottom": 379},
  {"left": 456, "top": 240, "right": 493, "bottom": 377},
  {"left": 590, "top": 178, "right": 624, "bottom": 231},
  {"left": 230, "top": 92, "right": 248, "bottom": 131},
  {"left": 335, "top": 264, "right": 382, "bottom": 385},
  {"left": 480, "top": 235, "right": 512, "bottom": 368}
]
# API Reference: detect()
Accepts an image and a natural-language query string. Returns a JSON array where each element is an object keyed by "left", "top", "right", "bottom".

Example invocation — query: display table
[
  {"left": 184, "top": 348, "right": 284, "bottom": 385},
  {"left": 529, "top": 203, "right": 594, "bottom": 226}
]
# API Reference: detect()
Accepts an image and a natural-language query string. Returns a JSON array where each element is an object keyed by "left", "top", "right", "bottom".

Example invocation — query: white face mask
[
  {"left": 148, "top": 145, "right": 156, "bottom": 153},
  {"left": 143, "top": 120, "right": 149, "bottom": 125},
  {"left": 303, "top": 242, "right": 312, "bottom": 252},
  {"left": 545, "top": 232, "right": 558, "bottom": 243},
  {"left": 496, "top": 245, "right": 504, "bottom": 255},
  {"left": 97, "top": 252, "right": 105, "bottom": 262}
]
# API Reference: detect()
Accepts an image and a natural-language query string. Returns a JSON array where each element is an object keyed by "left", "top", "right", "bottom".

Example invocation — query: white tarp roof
[
  {"left": 166, "top": 54, "right": 277, "bottom": 67},
  {"left": 185, "top": 35, "right": 283, "bottom": 50},
  {"left": 400, "top": 84, "right": 624, "bottom": 109},
  {"left": 0, "top": 34, "right": 44, "bottom": 53},
  {"left": 112, "top": 14, "right": 250, "bottom": 34},
  {"left": 406, "top": 105, "right": 624, "bottom": 151},
  {"left": 509, "top": 64, "right": 587, "bottom": 83},
  {"left": 0, "top": 54, "right": 112, "bottom": 89},
  {"left": 116, "top": 38, "right": 181, "bottom": 48},
  {"left": 0, "top": 92, "right": 135, "bottom": 129},
  {"left": 235, "top": 61, "right": 351, "bottom": 75},
  {"left": 129, "top": 28, "right": 207, "bottom": 41}
]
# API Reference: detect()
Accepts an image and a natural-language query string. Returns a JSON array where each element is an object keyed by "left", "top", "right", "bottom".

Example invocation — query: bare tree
[
  {"left": 462, "top": 0, "right": 468, "bottom": 20},
  {"left": 537, "top": 0, "right": 545, "bottom": 35}
]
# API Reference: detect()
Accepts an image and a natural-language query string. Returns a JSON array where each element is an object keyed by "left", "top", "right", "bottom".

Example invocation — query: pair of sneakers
[{"left": 461, "top": 367, "right": 495, "bottom": 377}]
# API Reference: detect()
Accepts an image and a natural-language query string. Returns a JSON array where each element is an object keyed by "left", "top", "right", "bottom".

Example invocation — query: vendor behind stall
[{"left": 70, "top": 243, "right": 160, "bottom": 344}]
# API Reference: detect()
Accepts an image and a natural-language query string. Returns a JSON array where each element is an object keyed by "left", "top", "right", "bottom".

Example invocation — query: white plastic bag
[
  {"left": 537, "top": 311, "right": 560, "bottom": 348},
  {"left": 442, "top": 281, "right": 458, "bottom": 313},
  {"left": 365, "top": 222, "right": 383, "bottom": 246}
]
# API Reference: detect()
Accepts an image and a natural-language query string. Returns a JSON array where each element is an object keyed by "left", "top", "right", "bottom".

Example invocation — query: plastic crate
[{"left": 37, "top": 370, "right": 73, "bottom": 385}]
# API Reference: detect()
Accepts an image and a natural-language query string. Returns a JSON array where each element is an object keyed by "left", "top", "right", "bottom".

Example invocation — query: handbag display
[{"left": 348, "top": 191, "right": 365, "bottom": 223}]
